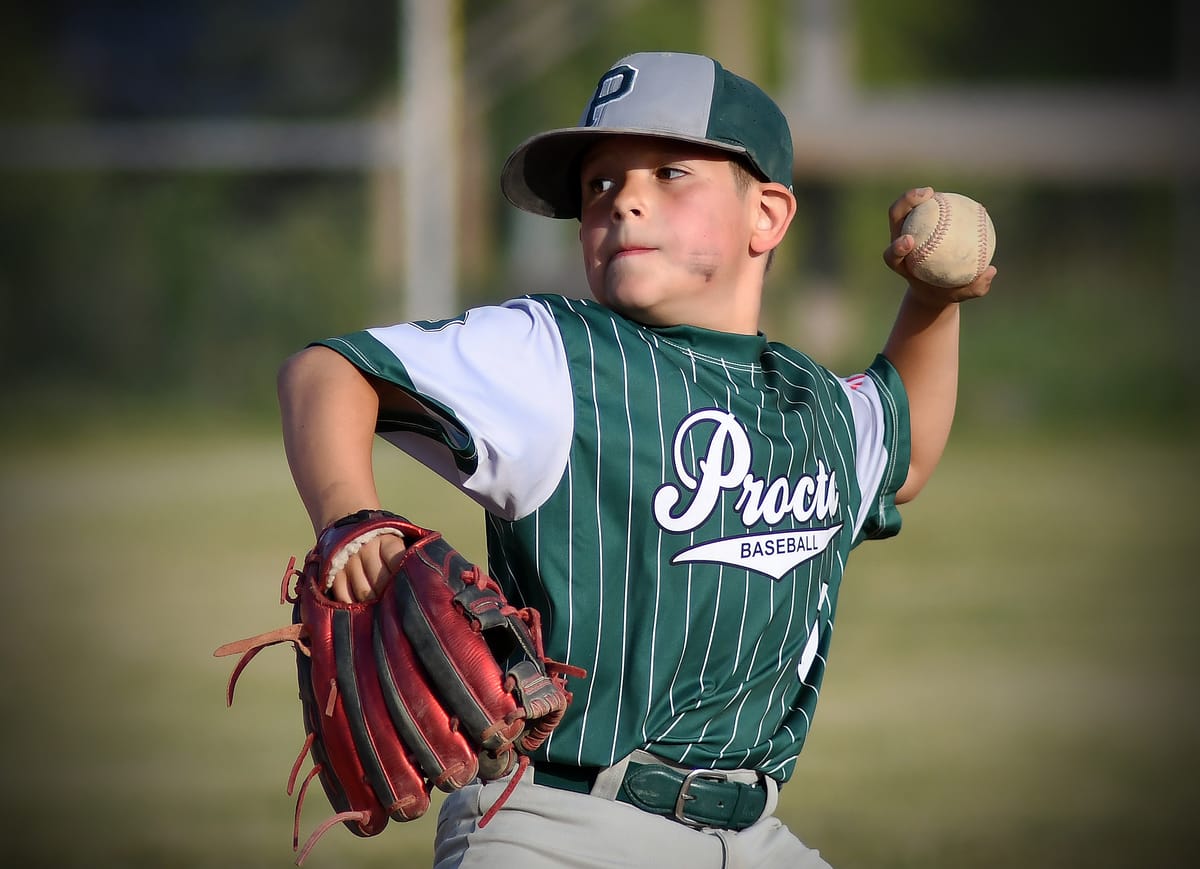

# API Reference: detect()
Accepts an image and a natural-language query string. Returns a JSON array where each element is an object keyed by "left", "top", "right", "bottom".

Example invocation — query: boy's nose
[{"left": 611, "top": 174, "right": 649, "bottom": 219}]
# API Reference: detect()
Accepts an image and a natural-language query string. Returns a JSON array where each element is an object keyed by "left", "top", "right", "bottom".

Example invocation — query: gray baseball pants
[{"left": 432, "top": 765, "right": 833, "bottom": 869}]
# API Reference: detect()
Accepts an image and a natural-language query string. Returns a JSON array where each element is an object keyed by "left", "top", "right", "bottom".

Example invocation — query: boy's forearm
[
  {"left": 882, "top": 290, "right": 961, "bottom": 503},
  {"left": 278, "top": 346, "right": 384, "bottom": 533}
]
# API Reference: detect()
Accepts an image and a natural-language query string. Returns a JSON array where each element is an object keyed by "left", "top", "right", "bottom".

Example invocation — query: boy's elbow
[
  {"left": 896, "top": 420, "right": 953, "bottom": 505},
  {"left": 277, "top": 345, "right": 392, "bottom": 418},
  {"left": 277, "top": 347, "right": 316, "bottom": 404},
  {"left": 895, "top": 462, "right": 932, "bottom": 504},
  {"left": 277, "top": 345, "right": 350, "bottom": 405}
]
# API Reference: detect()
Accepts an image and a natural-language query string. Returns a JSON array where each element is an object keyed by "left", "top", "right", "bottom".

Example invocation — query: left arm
[{"left": 880, "top": 188, "right": 995, "bottom": 503}]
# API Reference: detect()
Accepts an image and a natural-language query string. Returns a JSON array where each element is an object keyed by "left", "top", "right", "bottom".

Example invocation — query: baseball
[{"left": 901, "top": 191, "right": 996, "bottom": 288}]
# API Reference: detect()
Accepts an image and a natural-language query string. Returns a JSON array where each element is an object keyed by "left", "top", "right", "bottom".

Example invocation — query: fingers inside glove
[{"left": 329, "top": 535, "right": 409, "bottom": 603}]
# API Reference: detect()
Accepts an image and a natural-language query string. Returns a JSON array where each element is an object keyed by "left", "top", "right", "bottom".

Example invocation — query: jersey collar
[{"left": 647, "top": 323, "right": 768, "bottom": 365}]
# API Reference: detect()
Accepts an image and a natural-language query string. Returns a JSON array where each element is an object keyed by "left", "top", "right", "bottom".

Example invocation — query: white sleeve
[
  {"left": 363, "top": 298, "right": 574, "bottom": 521},
  {"left": 838, "top": 372, "right": 893, "bottom": 541}
]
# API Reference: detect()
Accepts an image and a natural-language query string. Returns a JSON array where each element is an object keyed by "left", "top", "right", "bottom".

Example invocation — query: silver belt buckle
[{"left": 673, "top": 769, "right": 730, "bottom": 827}]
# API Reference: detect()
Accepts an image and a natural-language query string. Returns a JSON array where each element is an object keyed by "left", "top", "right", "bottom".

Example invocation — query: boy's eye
[
  {"left": 656, "top": 166, "right": 686, "bottom": 180},
  {"left": 587, "top": 177, "right": 614, "bottom": 194}
]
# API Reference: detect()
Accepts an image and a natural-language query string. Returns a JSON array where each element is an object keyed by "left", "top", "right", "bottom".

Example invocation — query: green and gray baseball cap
[{"left": 500, "top": 51, "right": 794, "bottom": 219}]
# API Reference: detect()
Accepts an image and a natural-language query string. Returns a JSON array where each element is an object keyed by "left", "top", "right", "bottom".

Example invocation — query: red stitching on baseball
[
  {"left": 909, "top": 192, "right": 950, "bottom": 267},
  {"left": 975, "top": 203, "right": 989, "bottom": 280}
]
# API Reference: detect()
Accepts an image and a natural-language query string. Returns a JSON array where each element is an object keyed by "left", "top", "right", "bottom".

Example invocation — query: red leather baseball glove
[{"left": 215, "top": 511, "right": 584, "bottom": 864}]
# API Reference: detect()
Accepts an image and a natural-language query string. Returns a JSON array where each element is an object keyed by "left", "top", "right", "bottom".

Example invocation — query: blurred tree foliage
[
  {"left": 853, "top": 0, "right": 1178, "bottom": 86},
  {"left": 0, "top": 171, "right": 374, "bottom": 414},
  {"left": 0, "top": 0, "right": 1192, "bottom": 431},
  {"left": 1, "top": 0, "right": 398, "bottom": 119}
]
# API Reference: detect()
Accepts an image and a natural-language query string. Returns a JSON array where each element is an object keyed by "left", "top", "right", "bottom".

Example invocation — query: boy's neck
[{"left": 612, "top": 288, "right": 763, "bottom": 336}]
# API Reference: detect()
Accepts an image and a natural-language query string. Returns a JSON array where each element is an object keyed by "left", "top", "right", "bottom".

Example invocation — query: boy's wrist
[
  {"left": 904, "top": 275, "right": 993, "bottom": 310},
  {"left": 308, "top": 492, "right": 384, "bottom": 536},
  {"left": 903, "top": 284, "right": 961, "bottom": 313}
]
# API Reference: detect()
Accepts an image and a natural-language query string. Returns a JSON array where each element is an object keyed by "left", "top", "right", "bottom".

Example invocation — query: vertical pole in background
[
  {"left": 702, "top": 0, "right": 756, "bottom": 82},
  {"left": 401, "top": 0, "right": 459, "bottom": 321},
  {"left": 789, "top": 0, "right": 853, "bottom": 114},
  {"left": 780, "top": 0, "right": 855, "bottom": 360},
  {"left": 1175, "top": 0, "right": 1200, "bottom": 394}
]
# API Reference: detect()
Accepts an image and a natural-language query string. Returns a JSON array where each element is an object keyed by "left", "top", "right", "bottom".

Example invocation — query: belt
[{"left": 534, "top": 758, "right": 769, "bottom": 830}]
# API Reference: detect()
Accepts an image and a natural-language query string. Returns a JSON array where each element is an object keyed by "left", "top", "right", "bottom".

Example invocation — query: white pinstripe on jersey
[{"left": 315, "top": 293, "right": 909, "bottom": 781}]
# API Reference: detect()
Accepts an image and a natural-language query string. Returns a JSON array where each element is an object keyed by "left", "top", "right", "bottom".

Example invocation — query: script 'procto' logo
[{"left": 653, "top": 409, "right": 842, "bottom": 581}]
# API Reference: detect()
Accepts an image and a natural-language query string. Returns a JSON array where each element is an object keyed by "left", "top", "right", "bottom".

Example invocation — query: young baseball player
[{"left": 277, "top": 52, "right": 992, "bottom": 868}]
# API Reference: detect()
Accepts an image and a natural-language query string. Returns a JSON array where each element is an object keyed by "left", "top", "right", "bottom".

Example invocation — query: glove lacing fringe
[
  {"left": 295, "top": 811, "right": 368, "bottom": 866},
  {"left": 287, "top": 731, "right": 373, "bottom": 866},
  {"left": 477, "top": 753, "right": 530, "bottom": 829},
  {"left": 218, "top": 545, "right": 588, "bottom": 861}
]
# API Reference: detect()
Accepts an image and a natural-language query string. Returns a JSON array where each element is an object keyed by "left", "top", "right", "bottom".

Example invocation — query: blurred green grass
[{"left": 0, "top": 426, "right": 1195, "bottom": 868}]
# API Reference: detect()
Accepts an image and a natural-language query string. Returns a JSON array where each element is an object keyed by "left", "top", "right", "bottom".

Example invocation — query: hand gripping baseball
[
  {"left": 885, "top": 187, "right": 997, "bottom": 305},
  {"left": 214, "top": 511, "right": 586, "bottom": 865}
]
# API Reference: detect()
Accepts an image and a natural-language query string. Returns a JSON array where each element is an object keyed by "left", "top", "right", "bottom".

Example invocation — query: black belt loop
[{"left": 533, "top": 761, "right": 599, "bottom": 794}]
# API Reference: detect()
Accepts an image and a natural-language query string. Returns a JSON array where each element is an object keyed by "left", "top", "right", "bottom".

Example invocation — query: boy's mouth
[{"left": 609, "top": 244, "right": 657, "bottom": 263}]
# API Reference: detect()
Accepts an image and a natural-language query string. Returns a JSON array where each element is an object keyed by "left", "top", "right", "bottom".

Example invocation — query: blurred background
[{"left": 1, "top": 1, "right": 1196, "bottom": 867}]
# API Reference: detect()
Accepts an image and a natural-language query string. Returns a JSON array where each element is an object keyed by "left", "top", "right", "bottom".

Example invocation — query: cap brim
[{"left": 500, "top": 126, "right": 751, "bottom": 220}]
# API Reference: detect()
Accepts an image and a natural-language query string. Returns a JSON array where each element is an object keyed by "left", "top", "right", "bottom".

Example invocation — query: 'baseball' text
[{"left": 740, "top": 533, "right": 821, "bottom": 559}]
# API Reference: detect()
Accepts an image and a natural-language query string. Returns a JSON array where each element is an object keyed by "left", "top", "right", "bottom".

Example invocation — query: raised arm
[{"left": 880, "top": 188, "right": 995, "bottom": 503}]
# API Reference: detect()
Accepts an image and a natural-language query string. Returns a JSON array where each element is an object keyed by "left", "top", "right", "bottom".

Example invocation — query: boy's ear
[{"left": 750, "top": 183, "right": 796, "bottom": 255}]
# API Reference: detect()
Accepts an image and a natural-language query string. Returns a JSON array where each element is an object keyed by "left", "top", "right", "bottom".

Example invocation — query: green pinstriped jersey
[{"left": 317, "top": 293, "right": 909, "bottom": 783}]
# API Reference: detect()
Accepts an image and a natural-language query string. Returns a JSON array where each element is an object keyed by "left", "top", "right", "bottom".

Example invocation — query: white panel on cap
[{"left": 589, "top": 53, "right": 715, "bottom": 137}]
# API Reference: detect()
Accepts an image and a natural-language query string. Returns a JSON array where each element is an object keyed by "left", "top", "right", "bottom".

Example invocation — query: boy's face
[{"left": 577, "top": 135, "right": 762, "bottom": 330}]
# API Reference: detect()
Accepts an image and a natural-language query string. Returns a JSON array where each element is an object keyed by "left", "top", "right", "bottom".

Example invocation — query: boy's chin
[
  {"left": 592, "top": 294, "right": 668, "bottom": 327},
  {"left": 591, "top": 282, "right": 671, "bottom": 322}
]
